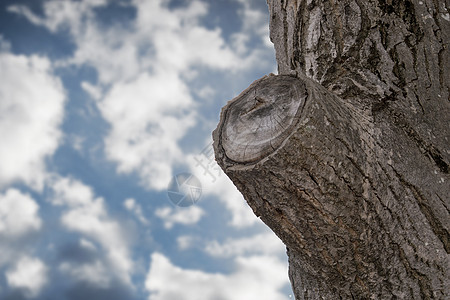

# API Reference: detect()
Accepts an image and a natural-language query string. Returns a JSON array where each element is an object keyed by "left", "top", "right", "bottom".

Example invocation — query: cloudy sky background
[{"left": 0, "top": 0, "right": 293, "bottom": 299}]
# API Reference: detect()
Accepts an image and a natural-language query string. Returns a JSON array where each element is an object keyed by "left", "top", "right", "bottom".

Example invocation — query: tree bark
[{"left": 213, "top": 0, "right": 449, "bottom": 299}]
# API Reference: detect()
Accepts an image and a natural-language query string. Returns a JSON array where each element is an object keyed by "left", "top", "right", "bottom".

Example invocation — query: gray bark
[{"left": 213, "top": 0, "right": 449, "bottom": 299}]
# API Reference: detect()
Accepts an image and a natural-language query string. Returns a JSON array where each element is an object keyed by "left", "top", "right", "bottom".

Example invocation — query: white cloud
[
  {"left": 1, "top": 3, "right": 289, "bottom": 299},
  {"left": 8, "top": 0, "right": 274, "bottom": 192},
  {"left": 186, "top": 145, "right": 258, "bottom": 228},
  {"left": 7, "top": 0, "right": 108, "bottom": 34},
  {"left": 6, "top": 256, "right": 48, "bottom": 298},
  {"left": 99, "top": 72, "right": 196, "bottom": 190},
  {"left": 205, "top": 231, "right": 285, "bottom": 258},
  {"left": 206, "top": 178, "right": 257, "bottom": 228},
  {"left": 145, "top": 252, "right": 289, "bottom": 300},
  {"left": 50, "top": 176, "right": 95, "bottom": 207},
  {"left": 133, "top": 0, "right": 242, "bottom": 73},
  {"left": 0, "top": 48, "right": 65, "bottom": 190},
  {"left": 50, "top": 176, "right": 133, "bottom": 287},
  {"left": 0, "top": 189, "right": 42, "bottom": 237},
  {"left": 155, "top": 206, "right": 204, "bottom": 229},
  {"left": 124, "top": 198, "right": 149, "bottom": 225},
  {"left": 0, "top": 189, "right": 43, "bottom": 270},
  {"left": 0, "top": 191, "right": 46, "bottom": 298},
  {"left": 9, "top": 0, "right": 247, "bottom": 84},
  {"left": 231, "top": 1, "right": 270, "bottom": 53}
]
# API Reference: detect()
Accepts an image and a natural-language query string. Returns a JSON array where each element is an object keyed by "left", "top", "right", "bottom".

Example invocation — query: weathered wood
[
  {"left": 219, "top": 74, "right": 307, "bottom": 164},
  {"left": 213, "top": 0, "right": 449, "bottom": 299}
]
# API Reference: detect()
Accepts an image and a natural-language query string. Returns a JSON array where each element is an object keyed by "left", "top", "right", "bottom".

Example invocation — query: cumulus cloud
[
  {"left": 50, "top": 176, "right": 134, "bottom": 288},
  {"left": 8, "top": 0, "right": 274, "bottom": 192},
  {"left": 6, "top": 256, "right": 48, "bottom": 298},
  {"left": 0, "top": 47, "right": 65, "bottom": 190},
  {"left": 134, "top": 0, "right": 241, "bottom": 73},
  {"left": 2, "top": 3, "right": 285, "bottom": 298},
  {"left": 0, "top": 189, "right": 43, "bottom": 270},
  {"left": 0, "top": 189, "right": 42, "bottom": 237},
  {"left": 145, "top": 252, "right": 289, "bottom": 300},
  {"left": 155, "top": 206, "right": 204, "bottom": 229},
  {"left": 99, "top": 72, "right": 196, "bottom": 190},
  {"left": 7, "top": 0, "right": 108, "bottom": 34}
]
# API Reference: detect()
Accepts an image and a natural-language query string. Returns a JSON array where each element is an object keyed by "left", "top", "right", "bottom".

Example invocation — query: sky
[{"left": 0, "top": 0, "right": 295, "bottom": 299}]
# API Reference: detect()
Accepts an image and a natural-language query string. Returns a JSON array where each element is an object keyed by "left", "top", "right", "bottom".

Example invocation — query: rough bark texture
[{"left": 213, "top": 0, "right": 449, "bottom": 299}]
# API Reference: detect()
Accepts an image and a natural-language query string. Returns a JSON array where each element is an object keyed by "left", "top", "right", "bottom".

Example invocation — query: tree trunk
[{"left": 213, "top": 0, "right": 449, "bottom": 299}]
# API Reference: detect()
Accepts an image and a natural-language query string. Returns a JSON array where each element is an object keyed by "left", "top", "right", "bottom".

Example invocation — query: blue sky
[{"left": 0, "top": 0, "right": 293, "bottom": 299}]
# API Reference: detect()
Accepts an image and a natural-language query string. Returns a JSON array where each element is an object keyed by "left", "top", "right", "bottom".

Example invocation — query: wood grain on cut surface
[{"left": 220, "top": 75, "right": 307, "bottom": 163}]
